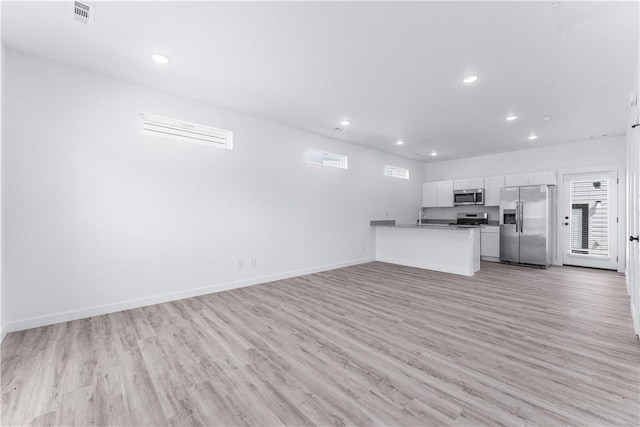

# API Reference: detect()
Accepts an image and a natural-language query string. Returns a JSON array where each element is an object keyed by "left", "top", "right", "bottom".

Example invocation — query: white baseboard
[
  {"left": 631, "top": 301, "right": 639, "bottom": 338},
  {"left": 625, "top": 269, "right": 631, "bottom": 295},
  {"left": 3, "top": 257, "right": 375, "bottom": 334}
]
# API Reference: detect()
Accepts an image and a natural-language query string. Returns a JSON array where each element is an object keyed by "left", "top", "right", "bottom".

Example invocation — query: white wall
[
  {"left": 3, "top": 50, "right": 423, "bottom": 332},
  {"left": 423, "top": 139, "right": 627, "bottom": 270}
]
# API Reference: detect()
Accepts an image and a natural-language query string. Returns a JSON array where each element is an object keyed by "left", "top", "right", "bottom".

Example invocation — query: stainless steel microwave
[{"left": 454, "top": 188, "right": 484, "bottom": 206}]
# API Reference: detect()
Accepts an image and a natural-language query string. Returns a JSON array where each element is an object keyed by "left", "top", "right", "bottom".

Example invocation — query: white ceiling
[{"left": 2, "top": 1, "right": 638, "bottom": 162}]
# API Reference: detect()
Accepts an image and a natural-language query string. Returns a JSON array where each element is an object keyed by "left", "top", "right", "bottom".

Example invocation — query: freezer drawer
[{"left": 500, "top": 224, "right": 519, "bottom": 262}]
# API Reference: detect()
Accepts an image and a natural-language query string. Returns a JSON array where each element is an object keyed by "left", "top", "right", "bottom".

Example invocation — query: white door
[{"left": 562, "top": 172, "right": 618, "bottom": 270}]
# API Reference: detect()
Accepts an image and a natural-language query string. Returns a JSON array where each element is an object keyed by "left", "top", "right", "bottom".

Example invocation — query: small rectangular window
[
  {"left": 384, "top": 165, "right": 410, "bottom": 180},
  {"left": 569, "top": 179, "right": 610, "bottom": 257},
  {"left": 305, "top": 148, "right": 348, "bottom": 169},
  {"left": 140, "top": 113, "right": 233, "bottom": 150}
]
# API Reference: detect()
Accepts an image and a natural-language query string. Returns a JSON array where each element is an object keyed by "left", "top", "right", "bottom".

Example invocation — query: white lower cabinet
[{"left": 480, "top": 226, "right": 500, "bottom": 261}]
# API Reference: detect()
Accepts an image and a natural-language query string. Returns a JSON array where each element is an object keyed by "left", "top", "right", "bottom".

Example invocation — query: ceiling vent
[
  {"left": 74, "top": 1, "right": 95, "bottom": 26},
  {"left": 140, "top": 113, "right": 233, "bottom": 150}
]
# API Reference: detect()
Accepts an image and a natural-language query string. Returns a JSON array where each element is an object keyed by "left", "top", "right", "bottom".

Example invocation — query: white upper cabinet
[
  {"left": 422, "top": 182, "right": 438, "bottom": 207},
  {"left": 437, "top": 180, "right": 454, "bottom": 207},
  {"left": 505, "top": 171, "right": 556, "bottom": 187},
  {"left": 422, "top": 180, "right": 454, "bottom": 207},
  {"left": 453, "top": 177, "right": 484, "bottom": 190},
  {"left": 469, "top": 177, "right": 485, "bottom": 188},
  {"left": 505, "top": 173, "right": 530, "bottom": 187},
  {"left": 528, "top": 171, "right": 557, "bottom": 185},
  {"left": 484, "top": 175, "right": 505, "bottom": 206},
  {"left": 423, "top": 171, "right": 555, "bottom": 208}
]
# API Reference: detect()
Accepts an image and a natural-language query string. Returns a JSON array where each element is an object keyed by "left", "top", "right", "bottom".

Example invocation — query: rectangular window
[
  {"left": 305, "top": 148, "right": 348, "bottom": 169},
  {"left": 140, "top": 113, "right": 233, "bottom": 150},
  {"left": 384, "top": 165, "right": 410, "bottom": 180},
  {"left": 569, "top": 179, "right": 609, "bottom": 257}
]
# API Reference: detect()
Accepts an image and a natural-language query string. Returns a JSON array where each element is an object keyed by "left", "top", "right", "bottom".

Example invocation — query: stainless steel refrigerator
[{"left": 500, "top": 185, "right": 554, "bottom": 267}]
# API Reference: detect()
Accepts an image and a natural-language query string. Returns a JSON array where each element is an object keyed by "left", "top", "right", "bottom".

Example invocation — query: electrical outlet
[
  {"left": 361, "top": 243, "right": 365, "bottom": 251},
  {"left": 250, "top": 258, "right": 257, "bottom": 267},
  {"left": 238, "top": 260, "right": 244, "bottom": 269},
  {"left": 385, "top": 211, "right": 389, "bottom": 217}
]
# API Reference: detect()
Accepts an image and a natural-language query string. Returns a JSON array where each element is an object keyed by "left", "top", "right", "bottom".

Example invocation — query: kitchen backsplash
[{"left": 423, "top": 206, "right": 500, "bottom": 221}]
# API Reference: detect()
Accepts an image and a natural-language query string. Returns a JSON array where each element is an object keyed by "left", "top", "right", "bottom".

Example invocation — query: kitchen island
[{"left": 372, "top": 223, "right": 480, "bottom": 276}]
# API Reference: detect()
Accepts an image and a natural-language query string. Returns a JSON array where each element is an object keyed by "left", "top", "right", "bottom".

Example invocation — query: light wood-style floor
[{"left": 2, "top": 261, "right": 639, "bottom": 426}]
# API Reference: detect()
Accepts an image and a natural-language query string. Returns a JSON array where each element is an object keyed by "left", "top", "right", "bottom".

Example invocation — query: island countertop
[{"left": 372, "top": 223, "right": 481, "bottom": 230}]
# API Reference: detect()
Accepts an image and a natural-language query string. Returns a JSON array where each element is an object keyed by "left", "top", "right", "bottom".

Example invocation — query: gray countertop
[
  {"left": 370, "top": 219, "right": 498, "bottom": 228},
  {"left": 372, "top": 223, "right": 480, "bottom": 230}
]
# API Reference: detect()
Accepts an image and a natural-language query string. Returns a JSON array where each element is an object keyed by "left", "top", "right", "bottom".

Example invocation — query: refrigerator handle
[
  {"left": 515, "top": 201, "right": 520, "bottom": 233},
  {"left": 520, "top": 201, "right": 524, "bottom": 233}
]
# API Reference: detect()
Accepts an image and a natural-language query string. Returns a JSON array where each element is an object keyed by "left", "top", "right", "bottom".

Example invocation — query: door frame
[
  {"left": 556, "top": 162, "right": 626, "bottom": 272},
  {"left": 625, "top": 58, "right": 639, "bottom": 337},
  {"left": 627, "top": 119, "right": 640, "bottom": 336},
  {"left": 561, "top": 171, "right": 619, "bottom": 269}
]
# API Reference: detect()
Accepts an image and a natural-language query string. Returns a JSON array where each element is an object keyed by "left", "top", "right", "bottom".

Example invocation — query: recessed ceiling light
[
  {"left": 431, "top": 151, "right": 438, "bottom": 156},
  {"left": 528, "top": 134, "right": 538, "bottom": 140},
  {"left": 340, "top": 120, "right": 351, "bottom": 126},
  {"left": 505, "top": 115, "right": 518, "bottom": 121},
  {"left": 396, "top": 140, "right": 404, "bottom": 145},
  {"left": 543, "top": 115, "right": 552, "bottom": 121},
  {"left": 463, "top": 75, "right": 479, "bottom": 84},
  {"left": 152, "top": 53, "right": 171, "bottom": 64}
]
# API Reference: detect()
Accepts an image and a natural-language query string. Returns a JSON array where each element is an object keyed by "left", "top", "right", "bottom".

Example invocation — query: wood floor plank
[
  {"left": 93, "top": 357, "right": 131, "bottom": 427},
  {"left": 27, "top": 411, "right": 57, "bottom": 427},
  {"left": 2, "top": 261, "right": 639, "bottom": 426},
  {"left": 1, "top": 351, "right": 46, "bottom": 426},
  {"left": 117, "top": 347, "right": 167, "bottom": 427},
  {"left": 56, "top": 385, "right": 96, "bottom": 427}
]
